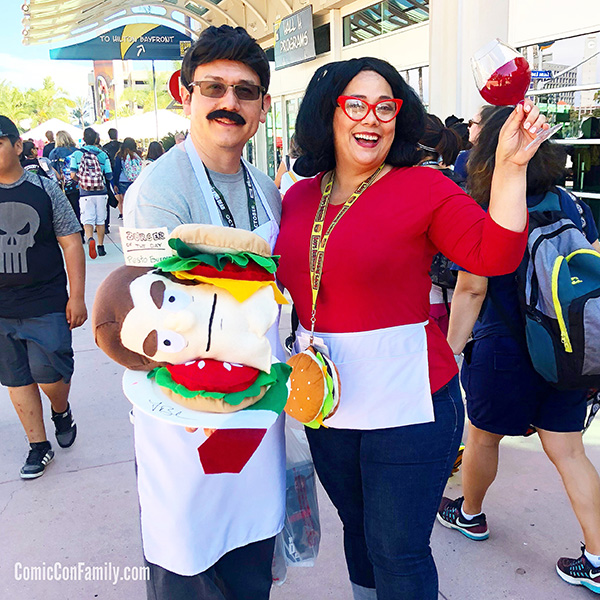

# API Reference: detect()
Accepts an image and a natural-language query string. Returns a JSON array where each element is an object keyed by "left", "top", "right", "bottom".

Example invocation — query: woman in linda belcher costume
[{"left": 275, "top": 57, "right": 548, "bottom": 599}]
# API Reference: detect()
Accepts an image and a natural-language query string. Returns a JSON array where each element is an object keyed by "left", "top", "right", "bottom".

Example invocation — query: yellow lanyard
[{"left": 308, "top": 164, "right": 384, "bottom": 341}]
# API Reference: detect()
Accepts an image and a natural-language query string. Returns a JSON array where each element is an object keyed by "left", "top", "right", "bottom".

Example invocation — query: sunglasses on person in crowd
[
  {"left": 337, "top": 96, "right": 403, "bottom": 123},
  {"left": 468, "top": 119, "right": 480, "bottom": 127},
  {"left": 190, "top": 80, "right": 265, "bottom": 101}
]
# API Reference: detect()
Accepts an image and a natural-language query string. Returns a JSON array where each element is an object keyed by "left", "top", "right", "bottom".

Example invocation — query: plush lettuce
[{"left": 154, "top": 238, "right": 279, "bottom": 274}]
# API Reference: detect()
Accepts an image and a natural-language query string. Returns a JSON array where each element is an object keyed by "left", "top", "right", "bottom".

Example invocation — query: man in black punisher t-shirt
[{"left": 0, "top": 115, "right": 87, "bottom": 479}]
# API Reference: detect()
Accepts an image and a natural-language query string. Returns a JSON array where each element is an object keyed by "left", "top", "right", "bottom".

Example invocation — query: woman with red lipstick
[{"left": 274, "top": 57, "right": 548, "bottom": 600}]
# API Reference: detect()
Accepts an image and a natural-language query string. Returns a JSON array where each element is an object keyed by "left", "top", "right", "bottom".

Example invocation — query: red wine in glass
[
  {"left": 471, "top": 39, "right": 562, "bottom": 148},
  {"left": 479, "top": 56, "right": 531, "bottom": 106}
]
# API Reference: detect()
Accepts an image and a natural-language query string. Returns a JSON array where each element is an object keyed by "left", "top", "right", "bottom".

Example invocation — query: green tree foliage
[
  {"left": 0, "top": 80, "right": 28, "bottom": 127},
  {"left": 117, "top": 72, "right": 173, "bottom": 117},
  {"left": 71, "top": 96, "right": 92, "bottom": 128},
  {"left": 23, "top": 77, "right": 75, "bottom": 126}
]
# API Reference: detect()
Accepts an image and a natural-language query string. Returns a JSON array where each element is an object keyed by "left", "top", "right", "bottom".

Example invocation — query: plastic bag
[
  {"left": 281, "top": 418, "right": 321, "bottom": 567},
  {"left": 271, "top": 530, "right": 287, "bottom": 585}
]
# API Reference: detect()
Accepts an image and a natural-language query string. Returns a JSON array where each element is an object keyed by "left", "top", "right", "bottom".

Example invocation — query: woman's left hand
[{"left": 495, "top": 100, "right": 549, "bottom": 168}]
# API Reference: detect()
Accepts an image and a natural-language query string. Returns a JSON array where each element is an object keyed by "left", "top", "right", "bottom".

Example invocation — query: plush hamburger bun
[
  {"left": 285, "top": 347, "right": 340, "bottom": 426},
  {"left": 158, "top": 383, "right": 267, "bottom": 413},
  {"left": 171, "top": 223, "right": 271, "bottom": 258}
]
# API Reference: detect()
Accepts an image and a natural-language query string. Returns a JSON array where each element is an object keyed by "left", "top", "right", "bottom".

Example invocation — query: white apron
[
  {"left": 134, "top": 138, "right": 285, "bottom": 575},
  {"left": 296, "top": 321, "right": 434, "bottom": 430}
]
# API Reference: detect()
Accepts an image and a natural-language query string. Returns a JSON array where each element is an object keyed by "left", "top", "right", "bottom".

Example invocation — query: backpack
[
  {"left": 54, "top": 155, "right": 76, "bottom": 192},
  {"left": 510, "top": 187, "right": 600, "bottom": 390},
  {"left": 23, "top": 160, "right": 50, "bottom": 179},
  {"left": 77, "top": 150, "right": 104, "bottom": 191},
  {"left": 430, "top": 253, "right": 457, "bottom": 316},
  {"left": 122, "top": 154, "right": 142, "bottom": 182}
]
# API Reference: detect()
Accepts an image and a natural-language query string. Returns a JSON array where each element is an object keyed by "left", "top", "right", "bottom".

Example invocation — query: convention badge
[{"left": 120, "top": 227, "right": 171, "bottom": 267}]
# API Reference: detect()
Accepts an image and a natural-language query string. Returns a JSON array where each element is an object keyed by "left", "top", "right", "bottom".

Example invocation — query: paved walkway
[{"left": 1, "top": 218, "right": 600, "bottom": 599}]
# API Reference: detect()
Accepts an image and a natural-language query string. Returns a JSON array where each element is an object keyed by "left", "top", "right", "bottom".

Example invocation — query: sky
[
  {"left": 0, "top": 2, "right": 178, "bottom": 100},
  {"left": 1, "top": 2, "right": 93, "bottom": 97}
]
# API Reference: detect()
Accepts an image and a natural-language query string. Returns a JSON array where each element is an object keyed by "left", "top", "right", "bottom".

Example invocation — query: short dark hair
[
  {"left": 83, "top": 127, "right": 99, "bottom": 146},
  {"left": 293, "top": 57, "right": 425, "bottom": 177},
  {"left": 467, "top": 105, "right": 567, "bottom": 206},
  {"left": 21, "top": 140, "right": 37, "bottom": 160},
  {"left": 181, "top": 25, "right": 270, "bottom": 93},
  {"left": 108, "top": 128, "right": 118, "bottom": 140}
]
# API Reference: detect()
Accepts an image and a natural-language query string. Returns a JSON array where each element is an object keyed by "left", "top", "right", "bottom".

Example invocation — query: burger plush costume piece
[
  {"left": 285, "top": 347, "right": 341, "bottom": 428},
  {"left": 92, "top": 224, "right": 292, "bottom": 472}
]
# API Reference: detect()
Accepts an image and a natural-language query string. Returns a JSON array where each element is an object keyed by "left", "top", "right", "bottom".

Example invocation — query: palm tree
[
  {"left": 71, "top": 96, "right": 92, "bottom": 128},
  {"left": 0, "top": 80, "right": 28, "bottom": 127},
  {"left": 24, "top": 77, "right": 75, "bottom": 127}
]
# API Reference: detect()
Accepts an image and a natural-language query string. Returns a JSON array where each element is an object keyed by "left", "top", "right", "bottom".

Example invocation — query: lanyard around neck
[
  {"left": 308, "top": 164, "right": 384, "bottom": 340},
  {"left": 203, "top": 163, "right": 260, "bottom": 231}
]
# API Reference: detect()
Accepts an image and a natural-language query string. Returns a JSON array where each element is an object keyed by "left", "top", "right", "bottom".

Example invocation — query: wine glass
[{"left": 471, "top": 39, "right": 562, "bottom": 149}]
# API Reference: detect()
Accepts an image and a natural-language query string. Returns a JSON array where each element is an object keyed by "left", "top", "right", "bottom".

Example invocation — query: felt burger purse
[{"left": 284, "top": 165, "right": 384, "bottom": 429}]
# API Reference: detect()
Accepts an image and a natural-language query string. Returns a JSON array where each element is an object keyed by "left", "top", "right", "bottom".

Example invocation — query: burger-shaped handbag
[{"left": 286, "top": 346, "right": 340, "bottom": 428}]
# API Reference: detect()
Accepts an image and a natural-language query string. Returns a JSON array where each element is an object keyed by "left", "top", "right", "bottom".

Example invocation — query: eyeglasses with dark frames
[
  {"left": 337, "top": 96, "right": 403, "bottom": 123},
  {"left": 468, "top": 119, "right": 481, "bottom": 127},
  {"left": 189, "top": 80, "right": 265, "bottom": 101}
]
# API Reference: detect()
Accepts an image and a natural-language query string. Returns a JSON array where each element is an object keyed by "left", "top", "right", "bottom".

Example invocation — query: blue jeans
[{"left": 305, "top": 375, "right": 464, "bottom": 600}]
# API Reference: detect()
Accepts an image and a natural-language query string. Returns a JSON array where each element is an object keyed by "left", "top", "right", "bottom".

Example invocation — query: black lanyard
[{"left": 204, "top": 164, "right": 260, "bottom": 231}]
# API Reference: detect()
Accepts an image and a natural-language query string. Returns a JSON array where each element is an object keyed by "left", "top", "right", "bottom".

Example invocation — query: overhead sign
[
  {"left": 50, "top": 24, "right": 192, "bottom": 61},
  {"left": 274, "top": 6, "right": 316, "bottom": 71},
  {"left": 531, "top": 70, "right": 553, "bottom": 79}
]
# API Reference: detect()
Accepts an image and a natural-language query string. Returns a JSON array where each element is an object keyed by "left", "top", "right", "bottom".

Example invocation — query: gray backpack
[{"left": 516, "top": 187, "right": 600, "bottom": 390}]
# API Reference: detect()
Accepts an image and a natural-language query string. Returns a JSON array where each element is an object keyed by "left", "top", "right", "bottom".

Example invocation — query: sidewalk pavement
[{"left": 1, "top": 220, "right": 600, "bottom": 600}]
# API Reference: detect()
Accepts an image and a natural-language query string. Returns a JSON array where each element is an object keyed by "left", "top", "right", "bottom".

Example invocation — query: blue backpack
[{"left": 515, "top": 187, "right": 600, "bottom": 390}]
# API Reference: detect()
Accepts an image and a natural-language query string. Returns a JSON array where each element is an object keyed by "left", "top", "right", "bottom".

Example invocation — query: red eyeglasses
[{"left": 337, "top": 96, "right": 403, "bottom": 123}]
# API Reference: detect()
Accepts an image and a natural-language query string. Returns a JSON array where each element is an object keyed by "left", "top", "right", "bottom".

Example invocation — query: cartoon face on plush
[{"left": 120, "top": 271, "right": 277, "bottom": 372}]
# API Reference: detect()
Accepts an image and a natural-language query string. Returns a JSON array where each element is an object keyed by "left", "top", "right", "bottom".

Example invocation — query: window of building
[
  {"left": 400, "top": 65, "right": 429, "bottom": 106},
  {"left": 315, "top": 24, "right": 331, "bottom": 55},
  {"left": 518, "top": 31, "right": 600, "bottom": 216},
  {"left": 343, "top": 0, "right": 429, "bottom": 46}
]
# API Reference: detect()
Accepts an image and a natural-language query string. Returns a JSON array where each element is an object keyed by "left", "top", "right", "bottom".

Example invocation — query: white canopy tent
[
  {"left": 21, "top": 118, "right": 83, "bottom": 143},
  {"left": 96, "top": 110, "right": 189, "bottom": 142}
]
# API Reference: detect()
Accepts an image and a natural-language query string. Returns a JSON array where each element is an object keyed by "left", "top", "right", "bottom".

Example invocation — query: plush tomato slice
[
  {"left": 166, "top": 359, "right": 260, "bottom": 393},
  {"left": 188, "top": 261, "right": 274, "bottom": 281}
]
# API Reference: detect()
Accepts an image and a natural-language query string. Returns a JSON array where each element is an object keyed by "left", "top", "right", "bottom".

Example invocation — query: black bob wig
[{"left": 294, "top": 57, "right": 425, "bottom": 177}]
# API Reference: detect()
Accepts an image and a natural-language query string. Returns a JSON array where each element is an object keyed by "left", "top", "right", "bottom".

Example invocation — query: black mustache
[{"left": 207, "top": 110, "right": 246, "bottom": 125}]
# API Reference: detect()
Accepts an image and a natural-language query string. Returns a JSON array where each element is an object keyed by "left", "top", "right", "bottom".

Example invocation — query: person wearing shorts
[
  {"left": 0, "top": 115, "right": 87, "bottom": 479},
  {"left": 70, "top": 127, "right": 112, "bottom": 259},
  {"left": 438, "top": 105, "right": 600, "bottom": 593}
]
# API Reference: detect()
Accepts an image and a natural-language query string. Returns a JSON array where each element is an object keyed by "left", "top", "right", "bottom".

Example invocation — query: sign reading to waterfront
[
  {"left": 274, "top": 6, "right": 316, "bottom": 70},
  {"left": 50, "top": 24, "right": 192, "bottom": 61}
]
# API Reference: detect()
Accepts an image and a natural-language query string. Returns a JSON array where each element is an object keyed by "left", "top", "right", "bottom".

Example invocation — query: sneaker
[
  {"left": 51, "top": 404, "right": 77, "bottom": 448},
  {"left": 437, "top": 496, "right": 489, "bottom": 540},
  {"left": 97, "top": 245, "right": 106, "bottom": 257},
  {"left": 88, "top": 237, "right": 97, "bottom": 259},
  {"left": 557, "top": 545, "right": 600, "bottom": 594},
  {"left": 20, "top": 442, "right": 54, "bottom": 479}
]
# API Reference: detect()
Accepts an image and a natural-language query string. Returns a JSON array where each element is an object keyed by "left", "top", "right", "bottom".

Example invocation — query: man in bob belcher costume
[{"left": 119, "top": 26, "right": 283, "bottom": 600}]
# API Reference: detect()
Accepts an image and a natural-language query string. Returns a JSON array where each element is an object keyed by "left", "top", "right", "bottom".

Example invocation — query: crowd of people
[
  {"left": 1, "top": 21, "right": 600, "bottom": 600},
  {"left": 17, "top": 126, "right": 165, "bottom": 258}
]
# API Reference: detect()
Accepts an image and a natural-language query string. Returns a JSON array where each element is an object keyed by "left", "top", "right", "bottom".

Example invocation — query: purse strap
[{"left": 308, "top": 164, "right": 384, "bottom": 341}]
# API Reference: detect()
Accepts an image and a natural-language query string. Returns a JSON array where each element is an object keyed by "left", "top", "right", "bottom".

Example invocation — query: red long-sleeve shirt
[{"left": 275, "top": 167, "right": 528, "bottom": 394}]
